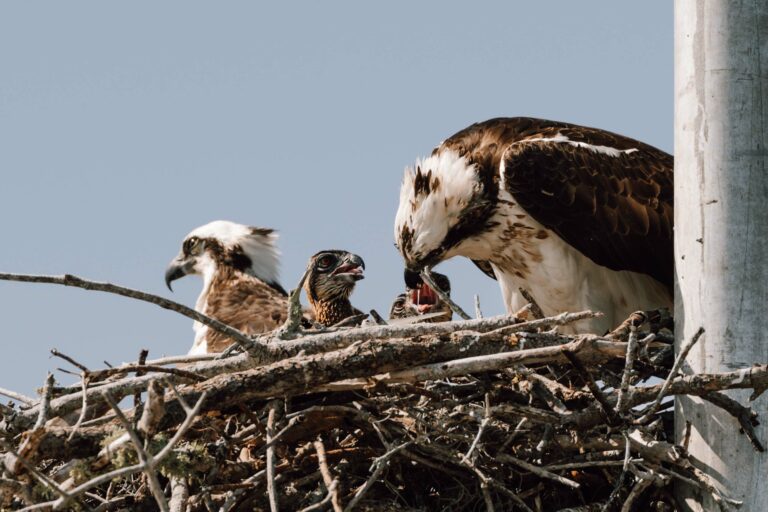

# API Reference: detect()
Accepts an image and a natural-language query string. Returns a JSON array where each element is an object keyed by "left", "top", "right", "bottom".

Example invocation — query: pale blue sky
[{"left": 0, "top": 2, "right": 672, "bottom": 395}]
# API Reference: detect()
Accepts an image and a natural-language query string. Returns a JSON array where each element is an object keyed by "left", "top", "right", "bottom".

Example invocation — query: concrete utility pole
[{"left": 675, "top": 1, "right": 768, "bottom": 510}]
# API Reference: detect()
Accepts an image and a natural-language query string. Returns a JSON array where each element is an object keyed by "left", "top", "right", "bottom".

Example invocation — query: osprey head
[
  {"left": 303, "top": 250, "right": 365, "bottom": 304},
  {"left": 165, "top": 220, "right": 282, "bottom": 291},
  {"left": 394, "top": 149, "right": 496, "bottom": 273}
]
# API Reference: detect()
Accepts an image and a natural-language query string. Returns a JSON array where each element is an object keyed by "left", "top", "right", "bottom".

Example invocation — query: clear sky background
[{"left": 0, "top": 2, "right": 671, "bottom": 396}]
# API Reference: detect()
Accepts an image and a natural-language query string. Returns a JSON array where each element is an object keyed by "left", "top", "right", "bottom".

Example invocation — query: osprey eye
[
  {"left": 318, "top": 255, "right": 335, "bottom": 268},
  {"left": 186, "top": 237, "right": 202, "bottom": 254}
]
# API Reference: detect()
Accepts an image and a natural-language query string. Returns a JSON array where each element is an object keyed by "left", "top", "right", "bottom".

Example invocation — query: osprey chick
[
  {"left": 394, "top": 118, "right": 673, "bottom": 333},
  {"left": 389, "top": 269, "right": 452, "bottom": 323},
  {"left": 303, "top": 250, "right": 365, "bottom": 326},
  {"left": 165, "top": 220, "right": 289, "bottom": 354}
]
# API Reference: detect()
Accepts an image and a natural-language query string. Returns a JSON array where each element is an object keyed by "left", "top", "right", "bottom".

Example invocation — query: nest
[{"left": 0, "top": 272, "right": 766, "bottom": 511}]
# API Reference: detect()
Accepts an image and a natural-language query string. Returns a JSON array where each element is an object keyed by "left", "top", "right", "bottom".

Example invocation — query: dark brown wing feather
[
  {"left": 203, "top": 268, "right": 288, "bottom": 353},
  {"left": 502, "top": 130, "right": 673, "bottom": 288},
  {"left": 439, "top": 118, "right": 673, "bottom": 289}
]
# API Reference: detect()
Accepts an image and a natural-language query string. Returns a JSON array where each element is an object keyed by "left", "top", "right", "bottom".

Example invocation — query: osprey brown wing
[
  {"left": 501, "top": 131, "right": 673, "bottom": 289},
  {"left": 202, "top": 268, "right": 288, "bottom": 353}
]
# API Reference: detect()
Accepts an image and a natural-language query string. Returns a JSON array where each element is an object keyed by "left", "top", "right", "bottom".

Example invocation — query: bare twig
[
  {"left": 601, "top": 432, "right": 632, "bottom": 512},
  {"left": 50, "top": 348, "right": 90, "bottom": 373},
  {"left": 474, "top": 294, "right": 483, "bottom": 319},
  {"left": 33, "top": 373, "right": 55, "bottom": 430},
  {"left": 636, "top": 327, "right": 704, "bottom": 423},
  {"left": 0, "top": 272, "right": 257, "bottom": 350},
  {"left": 143, "top": 353, "right": 217, "bottom": 366},
  {"left": 277, "top": 267, "right": 310, "bottom": 339},
  {"left": 345, "top": 441, "right": 411, "bottom": 511},
  {"left": 102, "top": 392, "right": 169, "bottom": 512},
  {"left": 137, "top": 380, "right": 165, "bottom": 437},
  {"left": 266, "top": 400, "right": 280, "bottom": 512},
  {"left": 67, "top": 374, "right": 90, "bottom": 442},
  {"left": 0, "top": 387, "right": 35, "bottom": 406},
  {"left": 421, "top": 268, "right": 470, "bottom": 320},
  {"left": 463, "top": 394, "right": 491, "bottom": 461},
  {"left": 331, "top": 313, "right": 369, "bottom": 328},
  {"left": 369, "top": 309, "right": 388, "bottom": 325},
  {"left": 88, "top": 364, "right": 205, "bottom": 383},
  {"left": 616, "top": 326, "right": 639, "bottom": 414},
  {"left": 563, "top": 348, "right": 622, "bottom": 426},
  {"left": 313, "top": 436, "right": 343, "bottom": 512},
  {"left": 132, "top": 349, "right": 149, "bottom": 414},
  {"left": 496, "top": 453, "right": 580, "bottom": 489},
  {"left": 299, "top": 480, "right": 339, "bottom": 512},
  {"left": 169, "top": 476, "right": 189, "bottom": 512}
]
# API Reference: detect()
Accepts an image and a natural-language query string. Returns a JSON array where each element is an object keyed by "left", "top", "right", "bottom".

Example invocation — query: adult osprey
[
  {"left": 165, "top": 220, "right": 290, "bottom": 354},
  {"left": 394, "top": 118, "right": 673, "bottom": 333},
  {"left": 303, "top": 250, "right": 366, "bottom": 326}
]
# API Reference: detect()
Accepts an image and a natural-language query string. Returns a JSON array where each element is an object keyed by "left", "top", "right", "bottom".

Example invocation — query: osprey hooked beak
[
  {"left": 331, "top": 253, "right": 365, "bottom": 282},
  {"left": 165, "top": 254, "right": 196, "bottom": 291}
]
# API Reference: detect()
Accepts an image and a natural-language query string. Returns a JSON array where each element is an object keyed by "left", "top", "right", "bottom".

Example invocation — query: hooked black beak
[
  {"left": 404, "top": 267, "right": 451, "bottom": 294},
  {"left": 332, "top": 254, "right": 366, "bottom": 281},
  {"left": 403, "top": 268, "right": 423, "bottom": 289},
  {"left": 165, "top": 258, "right": 190, "bottom": 291}
]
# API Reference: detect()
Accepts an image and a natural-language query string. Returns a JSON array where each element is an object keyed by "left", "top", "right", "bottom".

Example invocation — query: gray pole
[{"left": 675, "top": 1, "right": 767, "bottom": 510}]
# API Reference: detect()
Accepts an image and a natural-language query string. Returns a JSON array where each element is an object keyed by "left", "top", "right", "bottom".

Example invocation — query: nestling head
[
  {"left": 165, "top": 220, "right": 282, "bottom": 291},
  {"left": 389, "top": 269, "right": 452, "bottom": 322},
  {"left": 304, "top": 250, "right": 365, "bottom": 304}
]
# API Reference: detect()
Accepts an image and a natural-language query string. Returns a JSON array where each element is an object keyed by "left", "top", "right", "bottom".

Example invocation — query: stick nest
[{"left": 0, "top": 301, "right": 764, "bottom": 512}]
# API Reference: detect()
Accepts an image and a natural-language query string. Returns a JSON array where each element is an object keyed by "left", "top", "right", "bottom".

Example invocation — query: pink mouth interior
[
  {"left": 334, "top": 264, "right": 363, "bottom": 276},
  {"left": 411, "top": 284, "right": 438, "bottom": 312}
]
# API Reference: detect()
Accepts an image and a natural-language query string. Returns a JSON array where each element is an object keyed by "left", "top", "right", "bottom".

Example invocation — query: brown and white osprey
[
  {"left": 303, "top": 250, "right": 365, "bottom": 326},
  {"left": 389, "top": 269, "right": 452, "bottom": 323},
  {"left": 394, "top": 118, "right": 673, "bottom": 333},
  {"left": 165, "top": 220, "right": 290, "bottom": 354}
]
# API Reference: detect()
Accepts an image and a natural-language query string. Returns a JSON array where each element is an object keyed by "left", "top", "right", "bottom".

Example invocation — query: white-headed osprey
[
  {"left": 394, "top": 118, "right": 673, "bottom": 333},
  {"left": 165, "top": 220, "right": 290, "bottom": 354},
  {"left": 303, "top": 250, "right": 366, "bottom": 327}
]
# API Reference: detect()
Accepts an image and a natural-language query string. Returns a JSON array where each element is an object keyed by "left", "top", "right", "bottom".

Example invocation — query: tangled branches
[{"left": 0, "top": 274, "right": 766, "bottom": 511}]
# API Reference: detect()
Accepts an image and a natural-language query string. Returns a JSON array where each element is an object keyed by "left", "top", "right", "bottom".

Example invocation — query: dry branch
[{"left": 0, "top": 272, "right": 257, "bottom": 350}]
